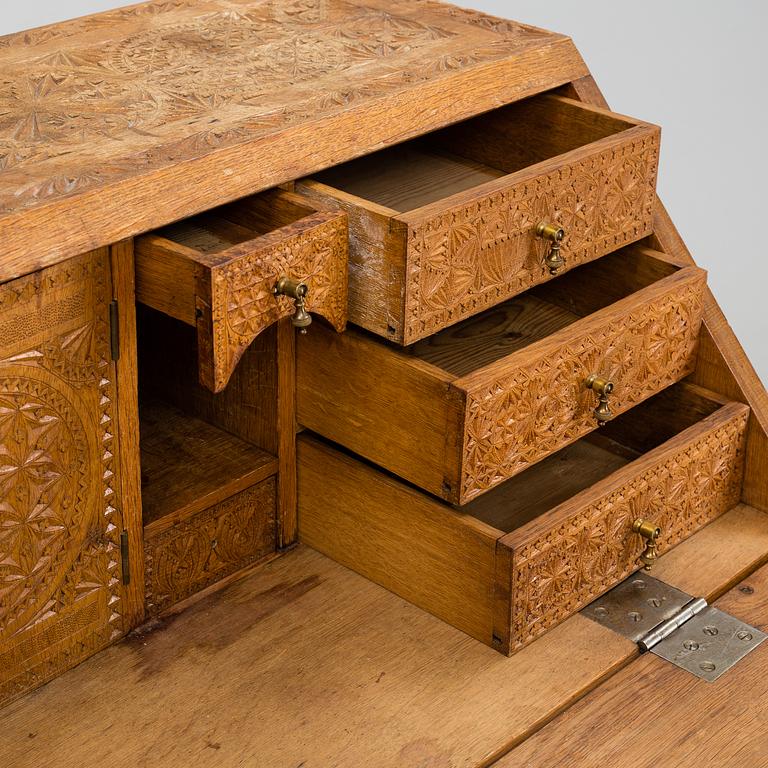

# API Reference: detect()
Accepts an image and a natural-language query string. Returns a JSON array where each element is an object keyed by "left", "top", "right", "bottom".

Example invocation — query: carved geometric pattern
[
  {"left": 204, "top": 211, "right": 348, "bottom": 392},
  {"left": 404, "top": 132, "right": 660, "bottom": 343},
  {"left": 506, "top": 406, "right": 749, "bottom": 652},
  {"left": 144, "top": 478, "right": 277, "bottom": 616},
  {"left": 0, "top": 0, "right": 555, "bottom": 214},
  {"left": 458, "top": 275, "right": 704, "bottom": 502},
  {"left": 0, "top": 251, "right": 124, "bottom": 706}
]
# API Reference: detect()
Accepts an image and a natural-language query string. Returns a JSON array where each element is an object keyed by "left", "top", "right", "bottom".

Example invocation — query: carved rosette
[
  {"left": 0, "top": 251, "right": 123, "bottom": 703},
  {"left": 144, "top": 479, "right": 277, "bottom": 616},
  {"left": 506, "top": 408, "right": 749, "bottom": 652},
  {"left": 458, "top": 276, "right": 704, "bottom": 502},
  {"left": 404, "top": 133, "right": 660, "bottom": 343},
  {"left": 201, "top": 211, "right": 348, "bottom": 392}
]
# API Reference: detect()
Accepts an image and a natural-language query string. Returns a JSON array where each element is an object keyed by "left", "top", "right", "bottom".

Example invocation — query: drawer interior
[
  {"left": 465, "top": 383, "right": 726, "bottom": 534},
  {"left": 311, "top": 93, "right": 640, "bottom": 212},
  {"left": 406, "top": 245, "right": 682, "bottom": 376},
  {"left": 137, "top": 306, "right": 279, "bottom": 534},
  {"left": 154, "top": 190, "right": 319, "bottom": 257}
]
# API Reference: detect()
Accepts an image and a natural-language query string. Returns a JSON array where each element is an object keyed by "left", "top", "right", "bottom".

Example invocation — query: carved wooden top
[{"left": 0, "top": 0, "right": 586, "bottom": 281}]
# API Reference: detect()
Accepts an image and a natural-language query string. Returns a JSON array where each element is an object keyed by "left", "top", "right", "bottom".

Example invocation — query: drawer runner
[{"left": 583, "top": 573, "right": 766, "bottom": 682}]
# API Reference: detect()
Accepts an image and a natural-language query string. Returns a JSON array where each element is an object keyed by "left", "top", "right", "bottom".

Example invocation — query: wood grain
[
  {"left": 109, "top": 239, "right": 146, "bottom": 630},
  {"left": 135, "top": 189, "right": 347, "bottom": 393},
  {"left": 497, "top": 555, "right": 768, "bottom": 768},
  {"left": 299, "top": 93, "right": 659, "bottom": 343},
  {"left": 566, "top": 72, "right": 768, "bottom": 516},
  {"left": 298, "top": 252, "right": 706, "bottom": 504},
  {"left": 300, "top": 387, "right": 748, "bottom": 653},
  {"left": 139, "top": 399, "right": 277, "bottom": 531},
  {"left": 0, "top": 0, "right": 588, "bottom": 281},
  {"left": 2, "top": 505, "right": 768, "bottom": 768},
  {"left": 0, "top": 249, "right": 128, "bottom": 706}
]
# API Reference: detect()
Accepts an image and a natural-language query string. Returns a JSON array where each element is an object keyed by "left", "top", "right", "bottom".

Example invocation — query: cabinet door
[{"left": 0, "top": 248, "right": 127, "bottom": 705}]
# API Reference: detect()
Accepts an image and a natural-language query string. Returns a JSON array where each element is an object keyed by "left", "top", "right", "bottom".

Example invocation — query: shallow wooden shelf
[{"left": 140, "top": 399, "right": 278, "bottom": 531}]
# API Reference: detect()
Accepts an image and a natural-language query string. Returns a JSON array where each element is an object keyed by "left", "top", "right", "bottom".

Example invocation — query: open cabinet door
[{"left": 0, "top": 247, "right": 137, "bottom": 705}]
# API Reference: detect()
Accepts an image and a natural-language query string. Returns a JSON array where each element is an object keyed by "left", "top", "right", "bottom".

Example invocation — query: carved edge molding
[
  {"left": 506, "top": 407, "right": 749, "bottom": 653},
  {"left": 403, "top": 130, "right": 660, "bottom": 344},
  {"left": 199, "top": 212, "right": 348, "bottom": 393},
  {"left": 458, "top": 276, "right": 705, "bottom": 503}
]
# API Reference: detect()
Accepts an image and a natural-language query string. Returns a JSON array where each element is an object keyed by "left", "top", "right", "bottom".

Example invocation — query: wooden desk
[{"left": 1, "top": 505, "right": 767, "bottom": 768}]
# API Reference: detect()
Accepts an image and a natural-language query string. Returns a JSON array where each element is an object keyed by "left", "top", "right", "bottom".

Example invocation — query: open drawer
[
  {"left": 296, "top": 93, "right": 660, "bottom": 344},
  {"left": 299, "top": 383, "right": 749, "bottom": 654},
  {"left": 298, "top": 245, "right": 706, "bottom": 504},
  {"left": 136, "top": 188, "right": 348, "bottom": 392}
]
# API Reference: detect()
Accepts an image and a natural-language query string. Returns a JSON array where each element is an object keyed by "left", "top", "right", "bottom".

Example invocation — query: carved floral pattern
[
  {"left": 404, "top": 134, "right": 660, "bottom": 343},
  {"left": 144, "top": 479, "right": 277, "bottom": 616},
  {"left": 458, "top": 276, "right": 704, "bottom": 502},
  {"left": 0, "top": 0, "right": 554, "bottom": 212},
  {"left": 0, "top": 252, "right": 123, "bottom": 704},
  {"left": 507, "top": 409, "right": 749, "bottom": 652}
]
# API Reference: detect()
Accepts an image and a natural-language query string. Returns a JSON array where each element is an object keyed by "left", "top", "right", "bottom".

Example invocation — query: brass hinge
[
  {"left": 583, "top": 574, "right": 766, "bottom": 682},
  {"left": 109, "top": 299, "right": 120, "bottom": 361},
  {"left": 120, "top": 530, "right": 131, "bottom": 585}
]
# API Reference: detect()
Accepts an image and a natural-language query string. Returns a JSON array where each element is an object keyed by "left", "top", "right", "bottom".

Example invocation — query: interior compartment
[
  {"left": 312, "top": 93, "right": 637, "bottom": 212},
  {"left": 406, "top": 244, "right": 681, "bottom": 376},
  {"left": 137, "top": 304, "right": 279, "bottom": 534},
  {"left": 464, "top": 382, "right": 725, "bottom": 533}
]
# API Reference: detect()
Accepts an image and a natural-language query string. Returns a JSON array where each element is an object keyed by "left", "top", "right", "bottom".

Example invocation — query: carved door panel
[{"left": 0, "top": 248, "right": 126, "bottom": 705}]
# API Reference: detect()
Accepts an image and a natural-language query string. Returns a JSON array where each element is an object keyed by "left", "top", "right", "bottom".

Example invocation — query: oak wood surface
[
  {"left": 135, "top": 189, "right": 348, "bottom": 393},
  {"left": 0, "top": 0, "right": 588, "bottom": 282},
  {"left": 0, "top": 249, "right": 130, "bottom": 706},
  {"left": 1, "top": 505, "right": 766, "bottom": 768},
  {"left": 110, "top": 239, "right": 146, "bottom": 630},
  {"left": 299, "top": 387, "right": 748, "bottom": 653},
  {"left": 299, "top": 93, "right": 659, "bottom": 344},
  {"left": 298, "top": 251, "right": 705, "bottom": 504},
  {"left": 496, "top": 559, "right": 768, "bottom": 767},
  {"left": 0, "top": 502, "right": 766, "bottom": 768},
  {"left": 139, "top": 399, "right": 277, "bottom": 531}
]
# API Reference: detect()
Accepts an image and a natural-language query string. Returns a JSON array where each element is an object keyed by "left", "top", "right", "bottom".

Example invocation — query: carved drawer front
[
  {"left": 136, "top": 188, "right": 348, "bottom": 393},
  {"left": 298, "top": 245, "right": 705, "bottom": 505},
  {"left": 299, "top": 384, "right": 749, "bottom": 655},
  {"left": 140, "top": 398, "right": 279, "bottom": 617},
  {"left": 297, "top": 93, "right": 659, "bottom": 344}
]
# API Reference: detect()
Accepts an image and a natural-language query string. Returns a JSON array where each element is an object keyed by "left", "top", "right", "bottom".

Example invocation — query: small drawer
[
  {"left": 298, "top": 245, "right": 706, "bottom": 504},
  {"left": 299, "top": 384, "right": 749, "bottom": 654},
  {"left": 297, "top": 93, "right": 660, "bottom": 344},
  {"left": 141, "top": 399, "right": 279, "bottom": 616},
  {"left": 136, "top": 188, "right": 348, "bottom": 392}
]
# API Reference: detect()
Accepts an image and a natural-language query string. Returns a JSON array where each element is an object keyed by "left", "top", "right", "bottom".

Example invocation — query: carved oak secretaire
[{"left": 0, "top": 0, "right": 766, "bottom": 707}]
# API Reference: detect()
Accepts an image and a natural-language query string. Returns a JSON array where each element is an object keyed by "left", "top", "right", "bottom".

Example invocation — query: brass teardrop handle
[
  {"left": 536, "top": 222, "right": 565, "bottom": 275},
  {"left": 273, "top": 276, "right": 311, "bottom": 333},
  {"left": 584, "top": 373, "right": 614, "bottom": 426},
  {"left": 632, "top": 519, "right": 661, "bottom": 571}
]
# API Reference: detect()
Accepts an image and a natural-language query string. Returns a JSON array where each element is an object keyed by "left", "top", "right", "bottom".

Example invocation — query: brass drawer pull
[
  {"left": 274, "top": 276, "right": 311, "bottom": 333},
  {"left": 632, "top": 519, "right": 661, "bottom": 571},
  {"left": 585, "top": 373, "right": 614, "bottom": 426},
  {"left": 536, "top": 222, "right": 565, "bottom": 275}
]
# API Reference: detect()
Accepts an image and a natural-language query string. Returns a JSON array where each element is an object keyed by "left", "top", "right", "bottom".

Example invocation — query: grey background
[{"left": 2, "top": 1, "right": 766, "bottom": 383}]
